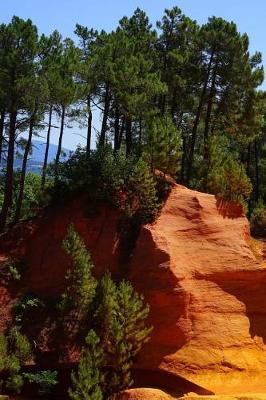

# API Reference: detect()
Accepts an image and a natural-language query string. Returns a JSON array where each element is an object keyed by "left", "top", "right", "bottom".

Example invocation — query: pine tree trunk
[
  {"left": 160, "top": 94, "right": 166, "bottom": 116},
  {"left": 203, "top": 62, "right": 218, "bottom": 179},
  {"left": 186, "top": 47, "right": 216, "bottom": 185},
  {"left": 210, "top": 85, "right": 230, "bottom": 135},
  {"left": 114, "top": 105, "right": 120, "bottom": 152},
  {"left": 125, "top": 117, "right": 132, "bottom": 156},
  {"left": 247, "top": 143, "right": 252, "bottom": 218},
  {"left": 118, "top": 117, "right": 125, "bottom": 150},
  {"left": 86, "top": 96, "right": 92, "bottom": 156},
  {"left": 254, "top": 139, "right": 260, "bottom": 201},
  {"left": 180, "top": 134, "right": 187, "bottom": 184},
  {"left": 99, "top": 83, "right": 110, "bottom": 147},
  {"left": 0, "top": 110, "right": 5, "bottom": 165},
  {"left": 42, "top": 106, "right": 53, "bottom": 187},
  {"left": 0, "top": 111, "right": 17, "bottom": 231},
  {"left": 14, "top": 112, "right": 35, "bottom": 223},
  {"left": 171, "top": 88, "right": 177, "bottom": 121},
  {"left": 55, "top": 104, "right": 66, "bottom": 177}
]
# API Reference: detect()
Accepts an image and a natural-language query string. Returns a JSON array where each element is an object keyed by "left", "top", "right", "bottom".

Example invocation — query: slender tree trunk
[
  {"left": 42, "top": 106, "right": 53, "bottom": 187},
  {"left": 254, "top": 139, "right": 260, "bottom": 202},
  {"left": 159, "top": 28, "right": 173, "bottom": 116},
  {"left": 14, "top": 112, "right": 36, "bottom": 223},
  {"left": 159, "top": 56, "right": 167, "bottom": 116},
  {"left": 125, "top": 117, "right": 132, "bottom": 156},
  {"left": 177, "top": 112, "right": 184, "bottom": 131},
  {"left": 160, "top": 94, "right": 167, "bottom": 116},
  {"left": 210, "top": 85, "right": 230, "bottom": 136},
  {"left": 99, "top": 83, "right": 110, "bottom": 147},
  {"left": 0, "top": 110, "right": 5, "bottom": 165},
  {"left": 86, "top": 96, "right": 92, "bottom": 156},
  {"left": 186, "top": 47, "right": 216, "bottom": 185},
  {"left": 247, "top": 143, "right": 252, "bottom": 218},
  {"left": 180, "top": 134, "right": 187, "bottom": 184},
  {"left": 0, "top": 111, "right": 17, "bottom": 231},
  {"left": 171, "top": 88, "right": 177, "bottom": 121},
  {"left": 118, "top": 117, "right": 125, "bottom": 150},
  {"left": 114, "top": 105, "right": 120, "bottom": 152},
  {"left": 203, "top": 62, "right": 218, "bottom": 174},
  {"left": 55, "top": 104, "right": 66, "bottom": 176}
]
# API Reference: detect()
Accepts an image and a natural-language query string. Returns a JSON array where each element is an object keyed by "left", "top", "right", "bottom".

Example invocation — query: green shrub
[
  {"left": 8, "top": 328, "right": 33, "bottom": 364},
  {"left": 50, "top": 147, "right": 159, "bottom": 224},
  {"left": 0, "top": 259, "right": 22, "bottom": 283},
  {"left": 13, "top": 294, "right": 45, "bottom": 325},
  {"left": 0, "top": 334, "right": 8, "bottom": 370},
  {"left": 0, "top": 328, "right": 32, "bottom": 394},
  {"left": 251, "top": 200, "right": 266, "bottom": 236},
  {"left": 206, "top": 153, "right": 252, "bottom": 203},
  {"left": 14, "top": 172, "right": 49, "bottom": 219},
  {"left": 123, "top": 158, "right": 158, "bottom": 223},
  {"left": 7, "top": 265, "right": 21, "bottom": 281},
  {"left": 23, "top": 370, "right": 58, "bottom": 397},
  {"left": 0, "top": 171, "right": 52, "bottom": 222},
  {"left": 6, "top": 373, "right": 24, "bottom": 394}
]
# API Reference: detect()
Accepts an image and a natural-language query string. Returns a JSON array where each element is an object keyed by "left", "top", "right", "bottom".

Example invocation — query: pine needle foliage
[
  {"left": 69, "top": 330, "right": 105, "bottom": 400},
  {"left": 60, "top": 224, "right": 97, "bottom": 316},
  {"left": 65, "top": 228, "right": 152, "bottom": 399}
]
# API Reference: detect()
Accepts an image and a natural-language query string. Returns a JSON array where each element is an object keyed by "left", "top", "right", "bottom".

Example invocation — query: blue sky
[{"left": 2, "top": 0, "right": 266, "bottom": 149}]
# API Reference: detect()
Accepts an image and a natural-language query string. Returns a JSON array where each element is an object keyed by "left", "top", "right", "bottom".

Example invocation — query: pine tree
[
  {"left": 125, "top": 159, "right": 158, "bottom": 223},
  {"left": 54, "top": 38, "right": 80, "bottom": 177},
  {"left": 107, "top": 280, "right": 152, "bottom": 395},
  {"left": 61, "top": 224, "right": 97, "bottom": 318},
  {"left": 143, "top": 113, "right": 181, "bottom": 176},
  {"left": 185, "top": 17, "right": 264, "bottom": 185},
  {"left": 156, "top": 7, "right": 199, "bottom": 118},
  {"left": 62, "top": 229, "right": 152, "bottom": 397},
  {"left": 13, "top": 75, "right": 49, "bottom": 223},
  {"left": 115, "top": 10, "right": 164, "bottom": 155},
  {"left": 0, "top": 328, "right": 32, "bottom": 394},
  {"left": 206, "top": 136, "right": 252, "bottom": 203},
  {"left": 92, "top": 273, "right": 152, "bottom": 396},
  {"left": 39, "top": 30, "right": 64, "bottom": 187},
  {"left": 93, "top": 272, "right": 118, "bottom": 350},
  {"left": 69, "top": 330, "right": 104, "bottom": 400},
  {"left": 75, "top": 24, "right": 98, "bottom": 155},
  {"left": 0, "top": 17, "right": 39, "bottom": 230}
]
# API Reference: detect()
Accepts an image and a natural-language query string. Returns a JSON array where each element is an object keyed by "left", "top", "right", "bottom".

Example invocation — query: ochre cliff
[
  {"left": 129, "top": 184, "right": 266, "bottom": 393},
  {"left": 0, "top": 184, "right": 266, "bottom": 394}
]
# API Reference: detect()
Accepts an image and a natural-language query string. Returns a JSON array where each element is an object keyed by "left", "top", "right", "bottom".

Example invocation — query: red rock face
[
  {"left": 0, "top": 185, "right": 266, "bottom": 393},
  {"left": 129, "top": 185, "right": 266, "bottom": 393},
  {"left": 0, "top": 198, "right": 121, "bottom": 296}
]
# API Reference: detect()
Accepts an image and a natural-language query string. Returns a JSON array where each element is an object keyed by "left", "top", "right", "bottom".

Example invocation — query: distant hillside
[{"left": 13, "top": 140, "right": 71, "bottom": 173}]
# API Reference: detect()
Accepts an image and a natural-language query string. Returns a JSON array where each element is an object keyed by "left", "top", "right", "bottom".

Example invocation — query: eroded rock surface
[
  {"left": 130, "top": 185, "right": 266, "bottom": 393},
  {"left": 113, "top": 388, "right": 173, "bottom": 400}
]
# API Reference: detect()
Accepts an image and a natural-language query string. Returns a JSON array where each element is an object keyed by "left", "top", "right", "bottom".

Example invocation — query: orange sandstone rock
[
  {"left": 129, "top": 185, "right": 266, "bottom": 393},
  {"left": 113, "top": 388, "right": 173, "bottom": 400}
]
